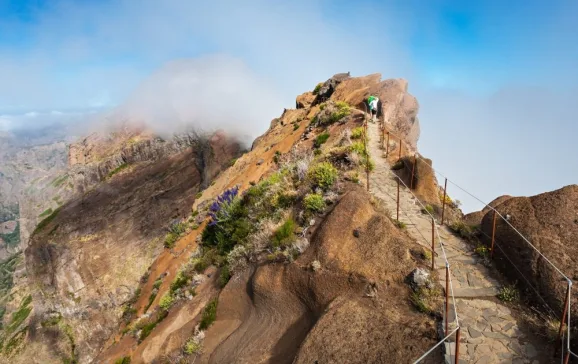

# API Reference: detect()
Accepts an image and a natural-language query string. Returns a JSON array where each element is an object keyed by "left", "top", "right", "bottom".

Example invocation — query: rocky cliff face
[{"left": 16, "top": 130, "right": 241, "bottom": 363}]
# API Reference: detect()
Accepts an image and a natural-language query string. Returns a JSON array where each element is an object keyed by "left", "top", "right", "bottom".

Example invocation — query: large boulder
[{"left": 480, "top": 185, "right": 578, "bottom": 350}]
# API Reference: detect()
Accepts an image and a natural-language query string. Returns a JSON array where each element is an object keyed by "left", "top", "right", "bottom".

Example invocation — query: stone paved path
[{"left": 365, "top": 120, "right": 543, "bottom": 364}]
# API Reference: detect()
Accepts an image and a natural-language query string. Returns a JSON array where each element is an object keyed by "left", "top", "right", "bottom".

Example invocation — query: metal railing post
[
  {"left": 431, "top": 218, "right": 435, "bottom": 270},
  {"left": 385, "top": 132, "right": 390, "bottom": 157},
  {"left": 445, "top": 263, "right": 450, "bottom": 336},
  {"left": 558, "top": 281, "right": 571, "bottom": 345},
  {"left": 454, "top": 327, "right": 461, "bottom": 364},
  {"left": 441, "top": 178, "right": 448, "bottom": 225},
  {"left": 490, "top": 210, "right": 497, "bottom": 258},
  {"left": 410, "top": 154, "right": 417, "bottom": 189},
  {"left": 396, "top": 177, "right": 400, "bottom": 221}
]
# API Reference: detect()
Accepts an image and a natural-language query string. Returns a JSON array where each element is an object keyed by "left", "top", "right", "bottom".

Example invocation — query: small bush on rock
[
  {"left": 304, "top": 194, "right": 326, "bottom": 212},
  {"left": 497, "top": 286, "right": 519, "bottom": 302},
  {"left": 272, "top": 218, "right": 296, "bottom": 248},
  {"left": 314, "top": 133, "right": 330, "bottom": 148},
  {"left": 199, "top": 298, "right": 218, "bottom": 330},
  {"left": 351, "top": 127, "right": 364, "bottom": 140},
  {"left": 313, "top": 82, "right": 323, "bottom": 95},
  {"left": 308, "top": 162, "right": 338, "bottom": 190}
]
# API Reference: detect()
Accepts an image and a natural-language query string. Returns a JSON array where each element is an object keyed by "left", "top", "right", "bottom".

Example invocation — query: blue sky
[{"left": 0, "top": 0, "right": 576, "bottom": 211}]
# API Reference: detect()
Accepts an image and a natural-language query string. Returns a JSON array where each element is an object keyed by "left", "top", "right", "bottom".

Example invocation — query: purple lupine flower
[{"left": 207, "top": 186, "right": 240, "bottom": 227}]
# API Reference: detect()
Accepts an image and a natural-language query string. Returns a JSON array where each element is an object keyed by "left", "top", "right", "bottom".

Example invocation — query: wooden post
[
  {"left": 445, "top": 263, "right": 450, "bottom": 336},
  {"left": 410, "top": 154, "right": 417, "bottom": 189},
  {"left": 431, "top": 218, "right": 435, "bottom": 270},
  {"left": 454, "top": 327, "right": 461, "bottom": 364},
  {"left": 396, "top": 178, "right": 400, "bottom": 221},
  {"left": 490, "top": 210, "right": 497, "bottom": 258},
  {"left": 558, "top": 282, "right": 571, "bottom": 344},
  {"left": 385, "top": 132, "right": 390, "bottom": 157},
  {"left": 398, "top": 137, "right": 402, "bottom": 159},
  {"left": 441, "top": 178, "right": 448, "bottom": 225},
  {"left": 563, "top": 352, "right": 570, "bottom": 364}
]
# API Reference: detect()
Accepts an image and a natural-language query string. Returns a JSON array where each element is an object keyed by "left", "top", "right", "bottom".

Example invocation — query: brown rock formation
[{"left": 480, "top": 185, "right": 578, "bottom": 350}]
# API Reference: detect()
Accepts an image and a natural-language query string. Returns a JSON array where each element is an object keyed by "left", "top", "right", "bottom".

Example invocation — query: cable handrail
[
  {"left": 383, "top": 125, "right": 572, "bottom": 283},
  {"left": 377, "top": 121, "right": 575, "bottom": 362},
  {"left": 412, "top": 327, "right": 459, "bottom": 364}
]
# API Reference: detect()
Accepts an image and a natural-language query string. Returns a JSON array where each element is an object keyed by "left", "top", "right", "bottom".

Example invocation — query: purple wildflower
[{"left": 207, "top": 186, "right": 239, "bottom": 227}]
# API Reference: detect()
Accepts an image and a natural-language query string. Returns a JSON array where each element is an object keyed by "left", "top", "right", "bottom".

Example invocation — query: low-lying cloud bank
[{"left": 116, "top": 55, "right": 285, "bottom": 142}]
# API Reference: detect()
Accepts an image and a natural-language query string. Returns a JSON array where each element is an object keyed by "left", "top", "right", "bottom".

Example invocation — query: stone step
[{"left": 452, "top": 287, "right": 499, "bottom": 298}]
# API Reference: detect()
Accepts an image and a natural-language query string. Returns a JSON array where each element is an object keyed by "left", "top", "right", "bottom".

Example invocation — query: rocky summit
[{"left": 0, "top": 72, "right": 575, "bottom": 364}]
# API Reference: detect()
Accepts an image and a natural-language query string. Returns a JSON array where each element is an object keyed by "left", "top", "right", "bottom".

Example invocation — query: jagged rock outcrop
[
  {"left": 330, "top": 75, "right": 420, "bottom": 150},
  {"left": 479, "top": 185, "right": 578, "bottom": 351}
]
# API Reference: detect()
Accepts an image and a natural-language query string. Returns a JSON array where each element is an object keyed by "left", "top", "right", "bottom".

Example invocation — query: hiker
[{"left": 367, "top": 95, "right": 380, "bottom": 122}]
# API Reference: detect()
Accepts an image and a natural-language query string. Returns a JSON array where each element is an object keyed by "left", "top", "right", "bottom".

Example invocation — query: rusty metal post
[
  {"left": 445, "top": 263, "right": 450, "bottom": 336},
  {"left": 410, "top": 154, "right": 417, "bottom": 189},
  {"left": 490, "top": 210, "right": 497, "bottom": 258},
  {"left": 441, "top": 178, "right": 448, "bottom": 225},
  {"left": 454, "top": 327, "right": 461, "bottom": 364},
  {"left": 396, "top": 178, "right": 400, "bottom": 221},
  {"left": 431, "top": 218, "right": 435, "bottom": 271},
  {"left": 385, "top": 132, "right": 390, "bottom": 157},
  {"left": 558, "top": 282, "right": 571, "bottom": 344}
]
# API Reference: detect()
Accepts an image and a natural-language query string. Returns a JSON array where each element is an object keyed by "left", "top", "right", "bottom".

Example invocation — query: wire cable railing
[
  {"left": 362, "top": 117, "right": 461, "bottom": 363},
  {"left": 377, "top": 123, "right": 576, "bottom": 363}
]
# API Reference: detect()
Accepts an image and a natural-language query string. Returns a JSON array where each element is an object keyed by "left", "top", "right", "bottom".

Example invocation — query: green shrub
[
  {"left": 170, "top": 271, "right": 189, "bottom": 293},
  {"left": 272, "top": 218, "right": 296, "bottom": 247},
  {"left": 199, "top": 298, "right": 218, "bottom": 330},
  {"left": 164, "top": 232, "right": 178, "bottom": 249},
  {"left": 361, "top": 156, "right": 375, "bottom": 172},
  {"left": 349, "top": 141, "right": 368, "bottom": 157},
  {"left": 33, "top": 207, "right": 62, "bottom": 234},
  {"left": 394, "top": 220, "right": 406, "bottom": 229},
  {"left": 159, "top": 293, "right": 174, "bottom": 311},
  {"left": 308, "top": 162, "right": 338, "bottom": 190},
  {"left": 351, "top": 127, "right": 364, "bottom": 140},
  {"left": 229, "top": 158, "right": 238, "bottom": 167},
  {"left": 39, "top": 208, "right": 53, "bottom": 218},
  {"left": 449, "top": 220, "right": 475, "bottom": 240},
  {"left": 293, "top": 123, "right": 300, "bottom": 131},
  {"left": 313, "top": 82, "right": 323, "bottom": 95},
  {"left": 139, "top": 322, "right": 158, "bottom": 342},
  {"left": 108, "top": 163, "right": 129, "bottom": 178},
  {"left": 218, "top": 265, "right": 231, "bottom": 288},
  {"left": 497, "top": 286, "right": 519, "bottom": 302},
  {"left": 474, "top": 245, "right": 489, "bottom": 257},
  {"left": 273, "top": 151, "right": 281, "bottom": 164},
  {"left": 304, "top": 194, "right": 325, "bottom": 212},
  {"left": 196, "top": 192, "right": 203, "bottom": 199},
  {"left": 184, "top": 338, "right": 202, "bottom": 355},
  {"left": 328, "top": 101, "right": 351, "bottom": 124},
  {"left": 114, "top": 356, "right": 131, "bottom": 364},
  {"left": 153, "top": 278, "right": 163, "bottom": 290},
  {"left": 410, "top": 292, "right": 431, "bottom": 314},
  {"left": 314, "top": 133, "right": 330, "bottom": 148},
  {"left": 421, "top": 205, "right": 434, "bottom": 215}
]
